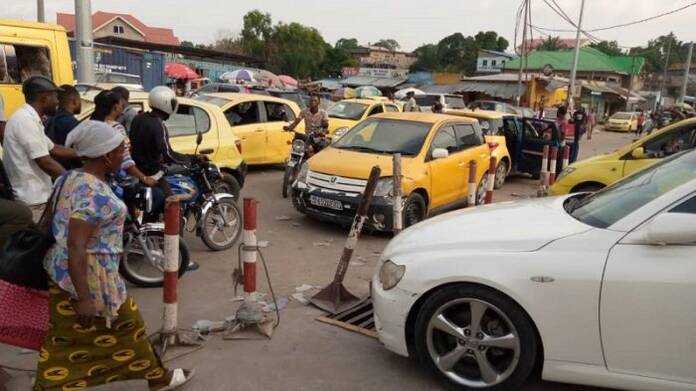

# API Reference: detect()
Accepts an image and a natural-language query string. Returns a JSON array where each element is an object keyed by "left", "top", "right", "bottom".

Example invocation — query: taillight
[
  {"left": 235, "top": 139, "right": 242, "bottom": 154},
  {"left": 488, "top": 142, "right": 499, "bottom": 151}
]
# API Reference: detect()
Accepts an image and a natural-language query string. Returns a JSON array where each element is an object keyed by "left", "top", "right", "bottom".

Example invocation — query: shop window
[{"left": 113, "top": 25, "right": 125, "bottom": 34}]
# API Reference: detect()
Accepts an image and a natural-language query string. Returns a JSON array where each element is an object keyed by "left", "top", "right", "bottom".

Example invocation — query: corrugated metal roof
[
  {"left": 504, "top": 47, "right": 644, "bottom": 75},
  {"left": 341, "top": 76, "right": 406, "bottom": 88},
  {"left": 458, "top": 81, "right": 525, "bottom": 99}
]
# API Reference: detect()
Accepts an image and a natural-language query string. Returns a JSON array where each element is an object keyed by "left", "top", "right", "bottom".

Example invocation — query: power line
[{"left": 534, "top": 1, "right": 696, "bottom": 33}]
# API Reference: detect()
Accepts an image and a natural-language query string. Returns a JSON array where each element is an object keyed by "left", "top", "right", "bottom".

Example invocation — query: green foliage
[
  {"left": 410, "top": 44, "right": 439, "bottom": 72},
  {"left": 536, "top": 36, "right": 566, "bottom": 51},
  {"left": 241, "top": 10, "right": 273, "bottom": 59},
  {"left": 589, "top": 41, "right": 623, "bottom": 56},
  {"left": 180, "top": 40, "right": 194, "bottom": 48},
  {"left": 629, "top": 33, "right": 690, "bottom": 74},
  {"left": 373, "top": 39, "right": 401, "bottom": 51},
  {"left": 411, "top": 31, "right": 511, "bottom": 75},
  {"left": 270, "top": 22, "right": 327, "bottom": 78},
  {"left": 335, "top": 38, "right": 359, "bottom": 50},
  {"left": 474, "top": 31, "right": 509, "bottom": 52}
]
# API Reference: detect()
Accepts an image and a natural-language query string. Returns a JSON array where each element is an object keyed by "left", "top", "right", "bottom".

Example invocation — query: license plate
[{"left": 309, "top": 195, "right": 343, "bottom": 210}]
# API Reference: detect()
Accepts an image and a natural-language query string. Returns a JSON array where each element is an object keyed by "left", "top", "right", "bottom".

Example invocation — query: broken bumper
[{"left": 371, "top": 276, "right": 417, "bottom": 357}]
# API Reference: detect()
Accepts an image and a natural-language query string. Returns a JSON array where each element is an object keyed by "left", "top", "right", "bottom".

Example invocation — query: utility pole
[
  {"left": 75, "top": 0, "right": 95, "bottom": 83},
  {"left": 679, "top": 42, "right": 693, "bottom": 104},
  {"left": 516, "top": 0, "right": 529, "bottom": 106},
  {"left": 625, "top": 56, "right": 636, "bottom": 111},
  {"left": 659, "top": 39, "right": 673, "bottom": 108},
  {"left": 566, "top": 0, "right": 586, "bottom": 109},
  {"left": 37, "top": 0, "right": 45, "bottom": 22}
]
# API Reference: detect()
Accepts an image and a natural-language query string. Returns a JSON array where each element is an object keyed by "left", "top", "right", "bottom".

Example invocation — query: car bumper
[
  {"left": 291, "top": 182, "right": 395, "bottom": 231},
  {"left": 549, "top": 179, "right": 573, "bottom": 195},
  {"left": 371, "top": 276, "right": 418, "bottom": 357},
  {"left": 604, "top": 124, "right": 630, "bottom": 132}
]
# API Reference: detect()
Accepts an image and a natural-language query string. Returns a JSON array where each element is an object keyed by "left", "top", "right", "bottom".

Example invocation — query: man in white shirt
[
  {"left": 3, "top": 76, "right": 76, "bottom": 221},
  {"left": 403, "top": 91, "right": 420, "bottom": 112}
]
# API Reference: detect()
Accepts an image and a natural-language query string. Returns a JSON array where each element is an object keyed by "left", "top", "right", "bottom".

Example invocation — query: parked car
[
  {"left": 0, "top": 20, "right": 74, "bottom": 118},
  {"left": 551, "top": 117, "right": 696, "bottom": 194},
  {"left": 267, "top": 89, "right": 307, "bottom": 110},
  {"left": 95, "top": 71, "right": 144, "bottom": 91},
  {"left": 192, "top": 83, "right": 244, "bottom": 96},
  {"left": 408, "top": 94, "right": 466, "bottom": 112},
  {"left": 292, "top": 113, "right": 491, "bottom": 230},
  {"left": 79, "top": 91, "right": 247, "bottom": 196},
  {"left": 196, "top": 93, "right": 304, "bottom": 165},
  {"left": 468, "top": 100, "right": 518, "bottom": 114},
  {"left": 327, "top": 99, "right": 401, "bottom": 139},
  {"left": 604, "top": 111, "right": 639, "bottom": 132},
  {"left": 373, "top": 148, "right": 696, "bottom": 391}
]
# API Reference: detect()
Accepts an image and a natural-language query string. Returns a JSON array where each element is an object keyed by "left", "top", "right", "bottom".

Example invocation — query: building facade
[
  {"left": 476, "top": 50, "right": 516, "bottom": 74},
  {"left": 347, "top": 46, "right": 417, "bottom": 70},
  {"left": 57, "top": 11, "right": 179, "bottom": 45}
]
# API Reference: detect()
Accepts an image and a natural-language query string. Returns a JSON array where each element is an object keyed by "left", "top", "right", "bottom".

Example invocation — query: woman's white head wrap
[{"left": 65, "top": 120, "right": 124, "bottom": 158}]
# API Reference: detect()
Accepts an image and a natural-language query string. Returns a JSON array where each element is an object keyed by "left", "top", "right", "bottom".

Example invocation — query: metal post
[
  {"left": 549, "top": 147, "right": 559, "bottom": 186},
  {"left": 659, "top": 39, "right": 673, "bottom": 108},
  {"left": 37, "top": 0, "right": 45, "bottom": 22},
  {"left": 680, "top": 42, "right": 693, "bottom": 104},
  {"left": 566, "top": 0, "right": 586, "bottom": 109},
  {"left": 539, "top": 145, "right": 550, "bottom": 196},
  {"left": 516, "top": 0, "right": 529, "bottom": 106},
  {"left": 625, "top": 57, "right": 636, "bottom": 111},
  {"left": 467, "top": 160, "right": 478, "bottom": 207},
  {"left": 75, "top": 0, "right": 95, "bottom": 83},
  {"left": 392, "top": 154, "right": 403, "bottom": 234},
  {"left": 485, "top": 156, "right": 496, "bottom": 204},
  {"left": 243, "top": 198, "right": 258, "bottom": 295},
  {"left": 562, "top": 145, "right": 570, "bottom": 170},
  {"left": 161, "top": 199, "right": 180, "bottom": 350}
]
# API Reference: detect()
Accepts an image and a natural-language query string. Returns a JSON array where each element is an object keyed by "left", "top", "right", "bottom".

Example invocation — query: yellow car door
[
  {"left": 623, "top": 124, "right": 696, "bottom": 176},
  {"left": 261, "top": 100, "right": 298, "bottom": 164},
  {"left": 223, "top": 101, "right": 267, "bottom": 164},
  {"left": 427, "top": 125, "right": 466, "bottom": 208},
  {"left": 453, "top": 123, "right": 489, "bottom": 198},
  {"left": 166, "top": 102, "right": 219, "bottom": 156}
]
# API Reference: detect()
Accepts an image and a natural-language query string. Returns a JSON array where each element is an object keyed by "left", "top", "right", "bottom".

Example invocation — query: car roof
[
  {"left": 372, "top": 112, "right": 478, "bottom": 124},
  {"left": 447, "top": 109, "right": 509, "bottom": 119},
  {"left": 206, "top": 92, "right": 296, "bottom": 105},
  {"left": 339, "top": 98, "right": 383, "bottom": 105}
]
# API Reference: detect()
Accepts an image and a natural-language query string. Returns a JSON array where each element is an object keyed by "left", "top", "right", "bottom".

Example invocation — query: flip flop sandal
[{"left": 159, "top": 368, "right": 195, "bottom": 390}]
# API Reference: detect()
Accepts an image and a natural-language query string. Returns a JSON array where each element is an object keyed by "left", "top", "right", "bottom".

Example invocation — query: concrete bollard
[
  {"left": 541, "top": 145, "right": 550, "bottom": 188},
  {"left": 467, "top": 160, "right": 477, "bottom": 207},
  {"left": 392, "top": 153, "right": 403, "bottom": 234},
  {"left": 549, "top": 146, "right": 559, "bottom": 186},
  {"left": 242, "top": 198, "right": 258, "bottom": 296},
  {"left": 562, "top": 145, "right": 570, "bottom": 170},
  {"left": 162, "top": 199, "right": 180, "bottom": 346},
  {"left": 485, "top": 156, "right": 497, "bottom": 204}
]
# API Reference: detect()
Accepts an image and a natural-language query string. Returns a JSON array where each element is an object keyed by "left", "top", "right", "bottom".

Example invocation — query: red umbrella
[
  {"left": 165, "top": 63, "right": 199, "bottom": 80},
  {"left": 279, "top": 75, "right": 298, "bottom": 88}
]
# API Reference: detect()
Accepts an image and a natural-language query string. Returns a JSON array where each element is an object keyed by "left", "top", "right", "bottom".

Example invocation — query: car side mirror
[
  {"left": 633, "top": 213, "right": 696, "bottom": 245},
  {"left": 631, "top": 147, "right": 645, "bottom": 159},
  {"left": 432, "top": 148, "right": 449, "bottom": 160}
]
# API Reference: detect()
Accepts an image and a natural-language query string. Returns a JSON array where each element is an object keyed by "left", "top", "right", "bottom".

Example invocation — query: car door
[
  {"left": 262, "top": 100, "right": 297, "bottom": 164},
  {"left": 165, "top": 102, "right": 219, "bottom": 156},
  {"left": 427, "top": 125, "right": 466, "bottom": 208},
  {"left": 623, "top": 124, "right": 696, "bottom": 177},
  {"left": 518, "top": 118, "right": 557, "bottom": 175},
  {"left": 223, "top": 101, "right": 267, "bottom": 164},
  {"left": 502, "top": 117, "right": 522, "bottom": 169},
  {"left": 600, "top": 194, "right": 696, "bottom": 384},
  {"left": 454, "top": 123, "right": 489, "bottom": 192}
]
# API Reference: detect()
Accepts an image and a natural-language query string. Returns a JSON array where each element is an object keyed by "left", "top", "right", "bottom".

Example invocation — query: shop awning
[
  {"left": 341, "top": 76, "right": 407, "bottom": 88},
  {"left": 458, "top": 81, "right": 525, "bottom": 99}
]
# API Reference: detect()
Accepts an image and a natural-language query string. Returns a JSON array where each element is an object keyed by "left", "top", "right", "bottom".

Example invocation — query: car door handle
[
  {"left": 255, "top": 129, "right": 265, "bottom": 132},
  {"left": 199, "top": 148, "right": 214, "bottom": 155}
]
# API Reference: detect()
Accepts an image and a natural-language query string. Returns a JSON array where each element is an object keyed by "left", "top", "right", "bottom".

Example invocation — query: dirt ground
[{"left": 1, "top": 128, "right": 636, "bottom": 390}]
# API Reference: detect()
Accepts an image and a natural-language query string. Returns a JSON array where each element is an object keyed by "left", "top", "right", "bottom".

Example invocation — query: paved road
[{"left": 1, "top": 128, "right": 634, "bottom": 390}]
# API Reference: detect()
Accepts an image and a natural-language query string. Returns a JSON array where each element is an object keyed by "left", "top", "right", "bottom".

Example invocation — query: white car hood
[{"left": 386, "top": 196, "right": 592, "bottom": 256}]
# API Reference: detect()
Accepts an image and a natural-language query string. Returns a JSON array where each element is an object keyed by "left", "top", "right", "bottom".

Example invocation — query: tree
[
  {"left": 630, "top": 33, "right": 688, "bottom": 74},
  {"left": 589, "top": 40, "right": 623, "bottom": 56},
  {"left": 537, "top": 36, "right": 566, "bottom": 51},
  {"left": 410, "top": 44, "right": 439, "bottom": 71},
  {"left": 373, "top": 39, "right": 400, "bottom": 51},
  {"left": 180, "top": 40, "right": 194, "bottom": 48},
  {"left": 212, "top": 30, "right": 243, "bottom": 55},
  {"left": 474, "top": 31, "right": 509, "bottom": 52},
  {"left": 335, "top": 38, "right": 359, "bottom": 50},
  {"left": 271, "top": 22, "right": 327, "bottom": 78},
  {"left": 241, "top": 10, "right": 273, "bottom": 59},
  {"left": 322, "top": 44, "right": 357, "bottom": 77}
]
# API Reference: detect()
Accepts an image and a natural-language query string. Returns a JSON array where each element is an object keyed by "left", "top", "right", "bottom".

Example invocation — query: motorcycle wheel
[
  {"left": 200, "top": 198, "right": 242, "bottom": 251},
  {"left": 282, "top": 165, "right": 295, "bottom": 198},
  {"left": 215, "top": 173, "right": 241, "bottom": 202},
  {"left": 120, "top": 231, "right": 190, "bottom": 288}
]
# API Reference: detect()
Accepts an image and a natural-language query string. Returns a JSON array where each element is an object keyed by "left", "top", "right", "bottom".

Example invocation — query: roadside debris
[
  {"left": 274, "top": 215, "right": 293, "bottom": 221},
  {"left": 291, "top": 293, "right": 310, "bottom": 305},
  {"left": 313, "top": 241, "right": 332, "bottom": 247}
]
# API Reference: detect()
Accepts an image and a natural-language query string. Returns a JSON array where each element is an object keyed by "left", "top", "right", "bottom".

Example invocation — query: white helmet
[{"left": 149, "top": 86, "right": 179, "bottom": 115}]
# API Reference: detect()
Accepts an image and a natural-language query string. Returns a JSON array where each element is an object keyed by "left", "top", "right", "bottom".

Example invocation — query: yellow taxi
[
  {"left": 196, "top": 93, "right": 303, "bottom": 165},
  {"left": 0, "top": 19, "right": 75, "bottom": 117},
  {"left": 327, "top": 99, "right": 401, "bottom": 139},
  {"left": 551, "top": 117, "right": 696, "bottom": 194},
  {"left": 447, "top": 109, "right": 513, "bottom": 188},
  {"left": 79, "top": 91, "right": 247, "bottom": 196},
  {"left": 291, "top": 112, "right": 491, "bottom": 230},
  {"left": 604, "top": 112, "right": 639, "bottom": 132}
]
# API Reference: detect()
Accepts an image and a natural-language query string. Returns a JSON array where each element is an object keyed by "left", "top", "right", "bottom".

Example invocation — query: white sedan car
[{"left": 373, "top": 150, "right": 696, "bottom": 391}]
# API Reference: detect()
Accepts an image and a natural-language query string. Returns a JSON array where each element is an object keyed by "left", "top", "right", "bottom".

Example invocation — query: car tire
[
  {"left": 403, "top": 193, "right": 427, "bottom": 228},
  {"left": 282, "top": 165, "right": 294, "bottom": 199},
  {"left": 571, "top": 183, "right": 604, "bottom": 193},
  {"left": 476, "top": 177, "right": 487, "bottom": 205},
  {"left": 414, "top": 285, "right": 538, "bottom": 391},
  {"left": 215, "top": 173, "right": 241, "bottom": 202},
  {"left": 494, "top": 161, "right": 508, "bottom": 189}
]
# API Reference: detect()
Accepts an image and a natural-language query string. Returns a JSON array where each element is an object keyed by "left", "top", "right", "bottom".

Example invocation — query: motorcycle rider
[{"left": 283, "top": 95, "right": 329, "bottom": 154}]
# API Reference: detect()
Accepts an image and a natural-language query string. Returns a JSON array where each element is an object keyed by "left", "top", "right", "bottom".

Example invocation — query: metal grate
[{"left": 316, "top": 298, "right": 377, "bottom": 339}]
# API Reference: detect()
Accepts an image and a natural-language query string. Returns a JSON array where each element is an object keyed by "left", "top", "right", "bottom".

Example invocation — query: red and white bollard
[
  {"left": 392, "top": 153, "right": 403, "bottom": 234},
  {"left": 485, "top": 156, "right": 497, "bottom": 204},
  {"left": 467, "top": 160, "right": 478, "bottom": 207},
  {"left": 549, "top": 146, "right": 558, "bottom": 186},
  {"left": 162, "top": 199, "right": 180, "bottom": 347},
  {"left": 541, "top": 145, "right": 550, "bottom": 188},
  {"left": 242, "top": 198, "right": 258, "bottom": 296},
  {"left": 562, "top": 145, "right": 570, "bottom": 170}
]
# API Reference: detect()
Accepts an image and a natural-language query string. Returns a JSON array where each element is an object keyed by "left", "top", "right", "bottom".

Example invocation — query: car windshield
[
  {"left": 565, "top": 151, "right": 696, "bottom": 228},
  {"left": 475, "top": 118, "right": 504, "bottom": 136},
  {"left": 333, "top": 118, "right": 431, "bottom": 156},
  {"left": 195, "top": 95, "right": 232, "bottom": 107},
  {"left": 444, "top": 95, "right": 464, "bottom": 108},
  {"left": 472, "top": 101, "right": 503, "bottom": 111},
  {"left": 415, "top": 95, "right": 440, "bottom": 106},
  {"left": 328, "top": 102, "right": 369, "bottom": 120},
  {"left": 612, "top": 112, "right": 633, "bottom": 120}
]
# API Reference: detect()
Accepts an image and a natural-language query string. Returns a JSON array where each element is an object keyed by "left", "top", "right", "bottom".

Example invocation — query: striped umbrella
[{"left": 220, "top": 69, "right": 257, "bottom": 84}]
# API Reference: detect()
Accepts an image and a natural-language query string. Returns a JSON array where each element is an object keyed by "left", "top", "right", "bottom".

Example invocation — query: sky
[{"left": 6, "top": 0, "right": 696, "bottom": 51}]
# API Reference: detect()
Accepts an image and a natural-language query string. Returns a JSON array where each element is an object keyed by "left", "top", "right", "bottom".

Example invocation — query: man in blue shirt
[{"left": 45, "top": 84, "right": 81, "bottom": 146}]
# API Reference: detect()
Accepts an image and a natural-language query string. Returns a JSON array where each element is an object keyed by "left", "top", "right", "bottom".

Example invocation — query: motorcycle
[
  {"left": 111, "top": 175, "right": 191, "bottom": 288},
  {"left": 165, "top": 159, "right": 242, "bottom": 251},
  {"left": 282, "top": 129, "right": 328, "bottom": 198}
]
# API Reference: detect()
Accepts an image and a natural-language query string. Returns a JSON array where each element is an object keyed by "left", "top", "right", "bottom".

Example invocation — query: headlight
[
  {"left": 379, "top": 260, "right": 405, "bottom": 290},
  {"left": 332, "top": 127, "right": 349, "bottom": 141},
  {"left": 373, "top": 178, "right": 394, "bottom": 197},
  {"left": 292, "top": 139, "right": 305, "bottom": 153},
  {"left": 557, "top": 166, "right": 576, "bottom": 180},
  {"left": 297, "top": 162, "right": 309, "bottom": 184}
]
